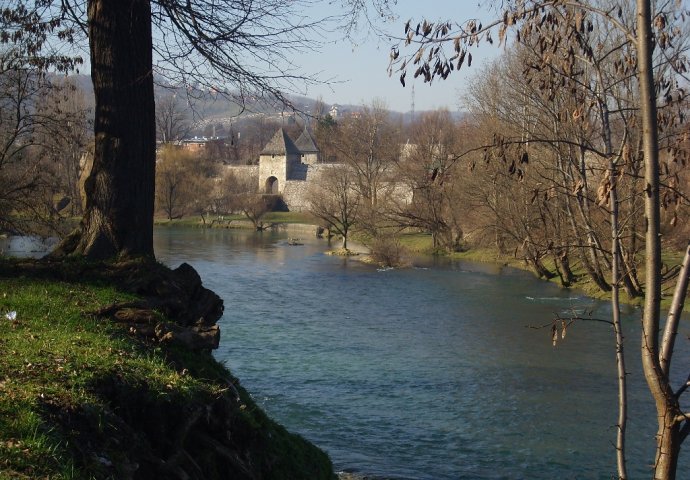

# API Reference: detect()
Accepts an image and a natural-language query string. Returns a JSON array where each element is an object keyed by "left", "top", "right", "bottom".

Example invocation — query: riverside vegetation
[{"left": 0, "top": 257, "right": 334, "bottom": 479}]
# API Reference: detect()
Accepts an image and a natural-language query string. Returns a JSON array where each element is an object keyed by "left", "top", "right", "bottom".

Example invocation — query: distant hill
[{"left": 58, "top": 74, "right": 466, "bottom": 133}]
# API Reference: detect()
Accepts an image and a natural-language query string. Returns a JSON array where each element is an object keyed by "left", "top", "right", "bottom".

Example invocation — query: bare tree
[
  {"left": 389, "top": 1, "right": 690, "bottom": 478},
  {"left": 312, "top": 95, "right": 328, "bottom": 120},
  {"left": 155, "top": 145, "right": 218, "bottom": 220},
  {"left": 234, "top": 193, "right": 272, "bottom": 231},
  {"left": 307, "top": 165, "right": 361, "bottom": 249},
  {"left": 0, "top": 49, "right": 90, "bottom": 234},
  {"left": 156, "top": 93, "right": 191, "bottom": 143},
  {"left": 38, "top": 77, "right": 92, "bottom": 217},
  {"left": 335, "top": 99, "right": 399, "bottom": 209},
  {"left": 390, "top": 109, "right": 465, "bottom": 252},
  {"left": 156, "top": 146, "right": 195, "bottom": 220}
]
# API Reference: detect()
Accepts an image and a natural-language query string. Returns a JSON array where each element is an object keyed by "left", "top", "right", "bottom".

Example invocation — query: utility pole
[{"left": 411, "top": 84, "right": 416, "bottom": 123}]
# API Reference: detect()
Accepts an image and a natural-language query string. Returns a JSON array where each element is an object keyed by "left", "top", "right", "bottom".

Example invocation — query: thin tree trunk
[
  {"left": 564, "top": 192, "right": 610, "bottom": 290},
  {"left": 660, "top": 241, "right": 690, "bottom": 376},
  {"left": 637, "top": 1, "right": 681, "bottom": 478},
  {"left": 559, "top": 251, "right": 576, "bottom": 285},
  {"left": 620, "top": 141, "right": 645, "bottom": 296},
  {"left": 72, "top": 0, "right": 156, "bottom": 259},
  {"left": 574, "top": 147, "right": 612, "bottom": 283},
  {"left": 561, "top": 148, "right": 610, "bottom": 292},
  {"left": 610, "top": 158, "right": 628, "bottom": 480}
]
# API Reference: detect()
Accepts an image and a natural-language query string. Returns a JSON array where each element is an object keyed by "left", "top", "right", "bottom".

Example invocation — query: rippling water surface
[{"left": 154, "top": 227, "right": 690, "bottom": 479}]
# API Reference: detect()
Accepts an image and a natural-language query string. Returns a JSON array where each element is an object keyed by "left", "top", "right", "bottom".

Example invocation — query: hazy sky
[{"left": 299, "top": 1, "right": 501, "bottom": 113}]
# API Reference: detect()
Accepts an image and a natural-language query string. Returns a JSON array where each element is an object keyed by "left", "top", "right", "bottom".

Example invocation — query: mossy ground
[{"left": 0, "top": 258, "right": 334, "bottom": 480}]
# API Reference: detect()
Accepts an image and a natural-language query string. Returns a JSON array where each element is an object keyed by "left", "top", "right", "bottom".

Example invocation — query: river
[{"left": 152, "top": 226, "right": 690, "bottom": 479}]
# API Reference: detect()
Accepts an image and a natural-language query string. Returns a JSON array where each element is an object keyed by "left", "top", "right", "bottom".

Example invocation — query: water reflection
[{"left": 0, "top": 235, "right": 58, "bottom": 258}]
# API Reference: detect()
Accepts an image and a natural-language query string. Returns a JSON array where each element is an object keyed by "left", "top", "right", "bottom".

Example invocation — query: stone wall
[
  {"left": 283, "top": 164, "right": 339, "bottom": 212},
  {"left": 383, "top": 181, "right": 414, "bottom": 206},
  {"left": 282, "top": 181, "right": 309, "bottom": 212},
  {"left": 220, "top": 163, "right": 411, "bottom": 213},
  {"left": 222, "top": 165, "right": 259, "bottom": 191},
  {"left": 288, "top": 162, "right": 309, "bottom": 181}
]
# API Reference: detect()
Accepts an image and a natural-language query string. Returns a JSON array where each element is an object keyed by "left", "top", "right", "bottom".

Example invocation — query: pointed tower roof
[
  {"left": 260, "top": 128, "right": 301, "bottom": 156},
  {"left": 294, "top": 127, "right": 319, "bottom": 154}
]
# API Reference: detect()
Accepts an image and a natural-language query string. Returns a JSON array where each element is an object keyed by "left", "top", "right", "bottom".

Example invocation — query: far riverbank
[{"left": 152, "top": 213, "right": 684, "bottom": 310}]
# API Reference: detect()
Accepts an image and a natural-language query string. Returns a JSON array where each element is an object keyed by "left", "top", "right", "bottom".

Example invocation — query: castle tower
[
  {"left": 294, "top": 127, "right": 320, "bottom": 165},
  {"left": 258, "top": 128, "right": 301, "bottom": 194}
]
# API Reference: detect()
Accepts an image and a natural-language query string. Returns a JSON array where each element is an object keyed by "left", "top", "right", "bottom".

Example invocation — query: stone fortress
[{"left": 224, "top": 127, "right": 338, "bottom": 211}]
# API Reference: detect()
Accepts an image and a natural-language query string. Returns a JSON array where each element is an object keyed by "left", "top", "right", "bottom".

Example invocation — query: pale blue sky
[
  {"left": 299, "top": 1, "right": 501, "bottom": 112},
  {"left": 63, "top": 1, "right": 501, "bottom": 113}
]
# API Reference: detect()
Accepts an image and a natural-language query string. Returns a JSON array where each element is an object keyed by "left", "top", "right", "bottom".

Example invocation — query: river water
[{"left": 153, "top": 227, "right": 690, "bottom": 479}]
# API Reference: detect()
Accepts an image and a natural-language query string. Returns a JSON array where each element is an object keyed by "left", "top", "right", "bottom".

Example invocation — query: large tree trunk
[
  {"left": 636, "top": 1, "right": 682, "bottom": 478},
  {"left": 70, "top": 0, "right": 156, "bottom": 259}
]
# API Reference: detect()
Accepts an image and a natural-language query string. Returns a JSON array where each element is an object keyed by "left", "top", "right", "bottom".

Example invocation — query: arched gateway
[{"left": 265, "top": 176, "right": 279, "bottom": 194}]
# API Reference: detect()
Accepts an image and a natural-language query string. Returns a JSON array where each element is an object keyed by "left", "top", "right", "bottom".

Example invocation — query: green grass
[
  {"left": 154, "top": 214, "right": 244, "bottom": 227},
  {"left": 264, "top": 211, "right": 317, "bottom": 224},
  {"left": 0, "top": 261, "right": 334, "bottom": 479},
  {"left": 396, "top": 233, "right": 436, "bottom": 254},
  {"left": 0, "top": 278, "right": 211, "bottom": 478},
  {"left": 154, "top": 212, "right": 318, "bottom": 229}
]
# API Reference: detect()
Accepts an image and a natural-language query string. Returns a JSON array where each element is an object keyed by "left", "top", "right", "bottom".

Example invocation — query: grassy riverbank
[
  {"left": 397, "top": 232, "right": 686, "bottom": 310},
  {"left": 154, "top": 212, "right": 317, "bottom": 228},
  {"left": 0, "top": 259, "right": 335, "bottom": 479}
]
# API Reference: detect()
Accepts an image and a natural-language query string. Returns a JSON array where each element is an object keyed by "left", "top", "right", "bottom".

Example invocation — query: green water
[{"left": 154, "top": 227, "right": 690, "bottom": 479}]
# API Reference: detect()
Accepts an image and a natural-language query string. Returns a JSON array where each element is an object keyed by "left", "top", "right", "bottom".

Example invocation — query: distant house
[
  {"left": 179, "top": 137, "right": 226, "bottom": 154},
  {"left": 180, "top": 137, "right": 209, "bottom": 154}
]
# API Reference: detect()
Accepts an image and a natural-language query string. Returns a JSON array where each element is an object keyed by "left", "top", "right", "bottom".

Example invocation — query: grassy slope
[{"left": 0, "top": 261, "right": 334, "bottom": 479}]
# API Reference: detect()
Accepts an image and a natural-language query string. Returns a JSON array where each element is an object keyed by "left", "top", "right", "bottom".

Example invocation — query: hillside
[{"left": 56, "top": 74, "right": 465, "bottom": 135}]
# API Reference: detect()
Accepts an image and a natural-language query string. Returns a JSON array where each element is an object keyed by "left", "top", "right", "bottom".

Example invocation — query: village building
[{"left": 178, "top": 136, "right": 225, "bottom": 153}]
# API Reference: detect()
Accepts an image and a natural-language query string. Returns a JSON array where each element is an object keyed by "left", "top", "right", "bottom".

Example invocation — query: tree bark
[
  {"left": 637, "top": 1, "right": 681, "bottom": 478},
  {"left": 71, "top": 0, "right": 156, "bottom": 259}
]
